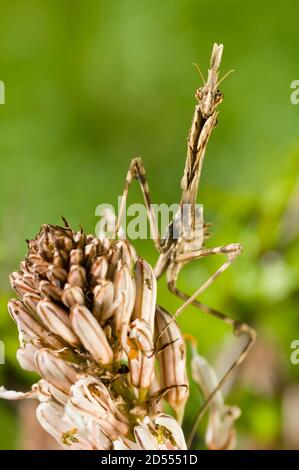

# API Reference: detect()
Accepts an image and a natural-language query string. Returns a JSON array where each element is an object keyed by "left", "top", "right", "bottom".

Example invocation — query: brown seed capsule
[
  {"left": 63, "top": 236, "right": 74, "bottom": 252},
  {"left": 8, "top": 299, "right": 64, "bottom": 349},
  {"left": 89, "top": 256, "right": 108, "bottom": 285},
  {"left": 37, "top": 300, "right": 80, "bottom": 347},
  {"left": 93, "top": 280, "right": 115, "bottom": 322},
  {"left": 16, "top": 343, "right": 39, "bottom": 372},
  {"left": 19, "top": 260, "right": 27, "bottom": 273},
  {"left": 62, "top": 285, "right": 85, "bottom": 308},
  {"left": 35, "top": 349, "right": 77, "bottom": 394},
  {"left": 39, "top": 280, "right": 63, "bottom": 302},
  {"left": 23, "top": 292, "right": 42, "bottom": 313},
  {"left": 133, "top": 259, "right": 156, "bottom": 334},
  {"left": 9, "top": 272, "right": 36, "bottom": 297},
  {"left": 84, "top": 243, "right": 96, "bottom": 267},
  {"left": 47, "top": 265, "right": 68, "bottom": 285},
  {"left": 114, "top": 240, "right": 137, "bottom": 266},
  {"left": 155, "top": 305, "right": 189, "bottom": 423},
  {"left": 122, "top": 319, "right": 155, "bottom": 389},
  {"left": 69, "top": 248, "right": 84, "bottom": 266},
  {"left": 22, "top": 273, "right": 37, "bottom": 289},
  {"left": 73, "top": 230, "right": 86, "bottom": 249},
  {"left": 53, "top": 248, "right": 68, "bottom": 267},
  {"left": 113, "top": 263, "right": 136, "bottom": 335},
  {"left": 26, "top": 254, "right": 49, "bottom": 275},
  {"left": 71, "top": 305, "right": 113, "bottom": 365},
  {"left": 38, "top": 242, "right": 53, "bottom": 261},
  {"left": 67, "top": 265, "right": 86, "bottom": 288}
]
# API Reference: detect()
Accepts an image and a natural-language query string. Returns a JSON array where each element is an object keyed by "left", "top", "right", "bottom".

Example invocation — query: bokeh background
[{"left": 0, "top": 0, "right": 299, "bottom": 449}]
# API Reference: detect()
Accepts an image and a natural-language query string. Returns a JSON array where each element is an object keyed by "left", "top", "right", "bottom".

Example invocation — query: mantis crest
[{"left": 114, "top": 43, "right": 256, "bottom": 442}]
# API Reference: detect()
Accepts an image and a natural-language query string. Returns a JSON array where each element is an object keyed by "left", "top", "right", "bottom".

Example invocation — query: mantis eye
[
  {"left": 195, "top": 88, "right": 203, "bottom": 101},
  {"left": 214, "top": 90, "right": 223, "bottom": 103}
]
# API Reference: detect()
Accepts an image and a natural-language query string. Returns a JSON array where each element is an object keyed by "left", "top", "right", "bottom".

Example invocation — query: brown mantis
[{"left": 113, "top": 43, "right": 256, "bottom": 445}]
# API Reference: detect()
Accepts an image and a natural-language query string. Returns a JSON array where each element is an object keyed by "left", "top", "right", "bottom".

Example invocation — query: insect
[{"left": 113, "top": 43, "right": 256, "bottom": 438}]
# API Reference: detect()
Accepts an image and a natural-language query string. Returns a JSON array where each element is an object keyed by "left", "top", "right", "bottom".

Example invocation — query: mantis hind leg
[
  {"left": 169, "top": 282, "right": 256, "bottom": 448},
  {"left": 164, "top": 245, "right": 256, "bottom": 447}
]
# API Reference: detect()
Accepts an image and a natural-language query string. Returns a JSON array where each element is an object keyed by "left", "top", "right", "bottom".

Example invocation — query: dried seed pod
[
  {"left": 92, "top": 280, "right": 115, "bottom": 322},
  {"left": 35, "top": 349, "right": 77, "bottom": 393},
  {"left": 63, "top": 236, "right": 74, "bottom": 252},
  {"left": 69, "top": 248, "right": 84, "bottom": 266},
  {"left": 113, "top": 263, "right": 136, "bottom": 335},
  {"left": 53, "top": 248, "right": 68, "bottom": 267},
  {"left": 155, "top": 305, "right": 189, "bottom": 422},
  {"left": 47, "top": 265, "right": 68, "bottom": 285},
  {"left": 89, "top": 256, "right": 108, "bottom": 285},
  {"left": 19, "top": 260, "right": 28, "bottom": 273},
  {"left": 37, "top": 300, "right": 80, "bottom": 347},
  {"left": 114, "top": 240, "right": 137, "bottom": 266},
  {"left": 133, "top": 258, "right": 156, "bottom": 334},
  {"left": 67, "top": 265, "right": 86, "bottom": 288},
  {"left": 26, "top": 254, "right": 49, "bottom": 276},
  {"left": 84, "top": 243, "right": 97, "bottom": 266},
  {"left": 73, "top": 230, "right": 86, "bottom": 249},
  {"left": 62, "top": 285, "right": 85, "bottom": 308},
  {"left": 22, "top": 273, "right": 37, "bottom": 289},
  {"left": 71, "top": 305, "right": 113, "bottom": 365},
  {"left": 39, "top": 280, "right": 63, "bottom": 302},
  {"left": 16, "top": 343, "right": 39, "bottom": 372},
  {"left": 10, "top": 272, "right": 36, "bottom": 297},
  {"left": 122, "top": 319, "right": 155, "bottom": 390},
  {"left": 22, "top": 292, "right": 42, "bottom": 313},
  {"left": 8, "top": 299, "right": 65, "bottom": 350}
]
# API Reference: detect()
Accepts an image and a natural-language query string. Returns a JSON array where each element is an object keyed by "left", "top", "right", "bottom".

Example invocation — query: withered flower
[
  {"left": 190, "top": 339, "right": 240, "bottom": 450},
  {"left": 0, "top": 224, "right": 188, "bottom": 450}
]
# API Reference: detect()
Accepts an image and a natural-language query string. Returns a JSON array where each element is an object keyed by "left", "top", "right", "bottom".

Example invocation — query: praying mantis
[{"left": 113, "top": 43, "right": 256, "bottom": 444}]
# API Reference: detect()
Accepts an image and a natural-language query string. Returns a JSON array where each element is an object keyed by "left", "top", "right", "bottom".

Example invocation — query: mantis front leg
[
  {"left": 114, "top": 157, "right": 168, "bottom": 254},
  {"left": 159, "top": 243, "right": 244, "bottom": 333}
]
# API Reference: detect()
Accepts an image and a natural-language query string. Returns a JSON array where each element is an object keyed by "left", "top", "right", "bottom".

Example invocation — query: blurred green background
[{"left": 0, "top": 0, "right": 299, "bottom": 449}]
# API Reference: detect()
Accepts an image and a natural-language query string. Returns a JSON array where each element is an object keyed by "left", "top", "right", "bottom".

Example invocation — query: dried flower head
[{"left": 0, "top": 223, "right": 188, "bottom": 449}]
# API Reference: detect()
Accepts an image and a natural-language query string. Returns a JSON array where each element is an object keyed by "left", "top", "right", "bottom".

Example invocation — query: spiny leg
[
  {"left": 114, "top": 157, "right": 167, "bottom": 254},
  {"left": 170, "top": 284, "right": 255, "bottom": 447},
  {"left": 163, "top": 244, "right": 256, "bottom": 447},
  {"left": 187, "top": 326, "right": 255, "bottom": 448},
  {"left": 157, "top": 243, "right": 244, "bottom": 338}
]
